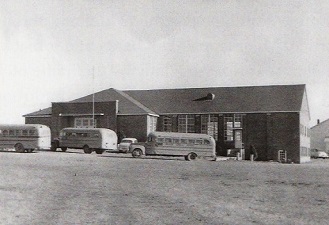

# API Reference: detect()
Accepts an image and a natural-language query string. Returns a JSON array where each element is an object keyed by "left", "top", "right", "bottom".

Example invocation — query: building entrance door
[{"left": 234, "top": 129, "right": 243, "bottom": 149}]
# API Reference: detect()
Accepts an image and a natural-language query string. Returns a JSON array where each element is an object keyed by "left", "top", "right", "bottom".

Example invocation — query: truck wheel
[
  {"left": 186, "top": 152, "right": 197, "bottom": 161},
  {"left": 51, "top": 142, "right": 57, "bottom": 151},
  {"left": 83, "top": 145, "right": 92, "bottom": 154},
  {"left": 95, "top": 149, "right": 103, "bottom": 154},
  {"left": 15, "top": 143, "right": 25, "bottom": 153},
  {"left": 132, "top": 149, "right": 143, "bottom": 158},
  {"left": 61, "top": 147, "right": 67, "bottom": 152}
]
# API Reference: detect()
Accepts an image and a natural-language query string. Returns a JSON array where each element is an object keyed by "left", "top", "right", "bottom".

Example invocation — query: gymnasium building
[{"left": 24, "top": 84, "right": 311, "bottom": 163}]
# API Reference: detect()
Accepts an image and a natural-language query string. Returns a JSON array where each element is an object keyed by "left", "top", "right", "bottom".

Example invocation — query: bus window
[
  {"left": 157, "top": 138, "right": 164, "bottom": 145},
  {"left": 15, "top": 130, "right": 22, "bottom": 136},
  {"left": 173, "top": 138, "right": 180, "bottom": 145},
  {"left": 3, "top": 130, "right": 9, "bottom": 136},
  {"left": 9, "top": 130, "right": 15, "bottom": 136},
  {"left": 188, "top": 139, "right": 195, "bottom": 145},
  {"left": 204, "top": 139, "right": 210, "bottom": 145},
  {"left": 77, "top": 133, "right": 85, "bottom": 137},
  {"left": 195, "top": 139, "right": 203, "bottom": 145},
  {"left": 93, "top": 133, "right": 99, "bottom": 138},
  {"left": 165, "top": 138, "right": 172, "bottom": 145},
  {"left": 22, "top": 130, "right": 28, "bottom": 136},
  {"left": 29, "top": 130, "right": 36, "bottom": 136},
  {"left": 181, "top": 139, "right": 188, "bottom": 145}
]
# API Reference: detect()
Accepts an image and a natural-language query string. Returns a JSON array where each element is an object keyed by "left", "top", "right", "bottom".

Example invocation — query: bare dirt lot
[{"left": 0, "top": 150, "right": 328, "bottom": 225}]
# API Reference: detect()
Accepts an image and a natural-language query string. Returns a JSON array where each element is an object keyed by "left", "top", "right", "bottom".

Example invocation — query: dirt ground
[{"left": 0, "top": 150, "right": 328, "bottom": 225}]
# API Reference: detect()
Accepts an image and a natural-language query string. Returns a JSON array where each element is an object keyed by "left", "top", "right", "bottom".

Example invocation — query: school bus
[
  {"left": 130, "top": 132, "right": 216, "bottom": 161},
  {"left": 52, "top": 128, "right": 117, "bottom": 154},
  {"left": 0, "top": 124, "right": 51, "bottom": 153}
]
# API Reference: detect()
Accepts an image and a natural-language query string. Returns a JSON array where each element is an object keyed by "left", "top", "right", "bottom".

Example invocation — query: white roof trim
[{"left": 59, "top": 113, "right": 105, "bottom": 116}]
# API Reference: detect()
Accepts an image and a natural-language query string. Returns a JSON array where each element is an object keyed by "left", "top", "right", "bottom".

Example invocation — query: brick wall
[
  {"left": 117, "top": 115, "right": 148, "bottom": 142},
  {"left": 244, "top": 112, "right": 300, "bottom": 163}
]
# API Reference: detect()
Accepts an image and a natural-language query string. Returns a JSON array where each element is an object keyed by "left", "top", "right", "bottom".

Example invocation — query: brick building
[{"left": 24, "top": 84, "right": 311, "bottom": 163}]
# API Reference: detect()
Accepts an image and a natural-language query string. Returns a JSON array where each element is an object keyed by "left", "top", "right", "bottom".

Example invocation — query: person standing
[{"left": 250, "top": 144, "right": 258, "bottom": 161}]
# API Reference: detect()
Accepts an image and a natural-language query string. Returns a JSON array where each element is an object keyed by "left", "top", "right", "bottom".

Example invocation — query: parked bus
[
  {"left": 52, "top": 128, "right": 117, "bottom": 154},
  {"left": 0, "top": 124, "right": 51, "bottom": 153},
  {"left": 130, "top": 132, "right": 216, "bottom": 161}
]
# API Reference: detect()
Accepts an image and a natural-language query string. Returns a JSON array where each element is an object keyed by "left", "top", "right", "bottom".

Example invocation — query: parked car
[
  {"left": 310, "top": 149, "right": 329, "bottom": 159},
  {"left": 118, "top": 138, "right": 138, "bottom": 153}
]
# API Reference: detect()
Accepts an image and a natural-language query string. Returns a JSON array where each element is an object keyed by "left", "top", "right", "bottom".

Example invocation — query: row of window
[
  {"left": 0, "top": 129, "right": 37, "bottom": 137},
  {"left": 163, "top": 114, "right": 243, "bottom": 141},
  {"left": 300, "top": 124, "right": 310, "bottom": 137},
  {"left": 61, "top": 132, "right": 100, "bottom": 138},
  {"left": 224, "top": 114, "right": 243, "bottom": 141},
  {"left": 74, "top": 118, "right": 97, "bottom": 128},
  {"left": 154, "top": 137, "right": 211, "bottom": 146}
]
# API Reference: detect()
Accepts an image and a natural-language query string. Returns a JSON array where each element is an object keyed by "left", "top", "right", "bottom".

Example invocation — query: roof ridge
[
  {"left": 311, "top": 118, "right": 329, "bottom": 128},
  {"left": 113, "top": 89, "right": 158, "bottom": 115},
  {"left": 123, "top": 84, "right": 306, "bottom": 92}
]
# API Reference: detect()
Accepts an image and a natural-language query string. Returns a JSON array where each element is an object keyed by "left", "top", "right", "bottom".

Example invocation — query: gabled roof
[
  {"left": 70, "top": 88, "right": 157, "bottom": 115},
  {"left": 24, "top": 84, "right": 306, "bottom": 117},
  {"left": 125, "top": 84, "right": 306, "bottom": 114},
  {"left": 24, "top": 88, "right": 157, "bottom": 117},
  {"left": 311, "top": 118, "right": 329, "bottom": 129},
  {"left": 23, "top": 107, "right": 52, "bottom": 117}
]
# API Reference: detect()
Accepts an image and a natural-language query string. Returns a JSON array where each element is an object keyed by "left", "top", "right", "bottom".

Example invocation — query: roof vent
[{"left": 193, "top": 93, "right": 215, "bottom": 101}]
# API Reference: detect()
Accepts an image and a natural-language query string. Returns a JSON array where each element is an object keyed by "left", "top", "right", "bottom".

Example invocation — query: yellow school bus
[{"left": 130, "top": 132, "right": 216, "bottom": 161}]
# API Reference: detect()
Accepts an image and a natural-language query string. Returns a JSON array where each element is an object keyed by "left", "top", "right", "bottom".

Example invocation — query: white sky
[{"left": 0, "top": 0, "right": 328, "bottom": 126}]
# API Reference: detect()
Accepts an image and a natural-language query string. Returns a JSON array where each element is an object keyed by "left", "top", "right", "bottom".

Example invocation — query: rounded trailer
[
  {"left": 0, "top": 124, "right": 51, "bottom": 153},
  {"left": 130, "top": 131, "right": 216, "bottom": 161},
  {"left": 54, "top": 128, "right": 117, "bottom": 154}
]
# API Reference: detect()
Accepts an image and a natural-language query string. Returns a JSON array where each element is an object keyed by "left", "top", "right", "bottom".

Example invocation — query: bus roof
[
  {"left": 60, "top": 127, "right": 116, "bottom": 134},
  {"left": 148, "top": 131, "right": 214, "bottom": 139},
  {"left": 0, "top": 124, "right": 48, "bottom": 130}
]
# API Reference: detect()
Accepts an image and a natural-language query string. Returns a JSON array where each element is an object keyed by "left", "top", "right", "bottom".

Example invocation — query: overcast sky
[{"left": 1, "top": 0, "right": 328, "bottom": 126}]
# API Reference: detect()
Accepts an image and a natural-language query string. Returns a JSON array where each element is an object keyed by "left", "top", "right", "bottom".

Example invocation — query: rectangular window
[
  {"left": 163, "top": 116, "right": 172, "bottom": 132},
  {"left": 173, "top": 138, "right": 180, "bottom": 145},
  {"left": 201, "top": 114, "right": 218, "bottom": 141},
  {"left": 234, "top": 114, "right": 243, "bottom": 128},
  {"left": 75, "top": 118, "right": 97, "bottom": 128},
  {"left": 224, "top": 116, "right": 233, "bottom": 141},
  {"left": 181, "top": 139, "right": 188, "bottom": 145},
  {"left": 178, "top": 115, "right": 195, "bottom": 133},
  {"left": 15, "top": 130, "right": 21, "bottom": 136},
  {"left": 147, "top": 116, "right": 157, "bottom": 134},
  {"left": 3, "top": 130, "right": 9, "bottom": 136},
  {"left": 9, "top": 130, "right": 15, "bottom": 136},
  {"left": 165, "top": 138, "right": 172, "bottom": 145}
]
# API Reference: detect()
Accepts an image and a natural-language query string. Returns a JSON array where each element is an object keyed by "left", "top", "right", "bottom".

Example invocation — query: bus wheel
[
  {"left": 83, "top": 145, "right": 92, "bottom": 154},
  {"left": 26, "top": 149, "right": 33, "bottom": 153},
  {"left": 95, "top": 149, "right": 103, "bottom": 154},
  {"left": 186, "top": 153, "right": 197, "bottom": 161},
  {"left": 61, "top": 147, "right": 67, "bottom": 152},
  {"left": 15, "top": 143, "right": 25, "bottom": 153},
  {"left": 132, "top": 149, "right": 143, "bottom": 158}
]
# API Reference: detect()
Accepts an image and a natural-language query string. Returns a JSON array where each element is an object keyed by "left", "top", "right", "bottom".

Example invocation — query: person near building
[{"left": 250, "top": 144, "right": 258, "bottom": 161}]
